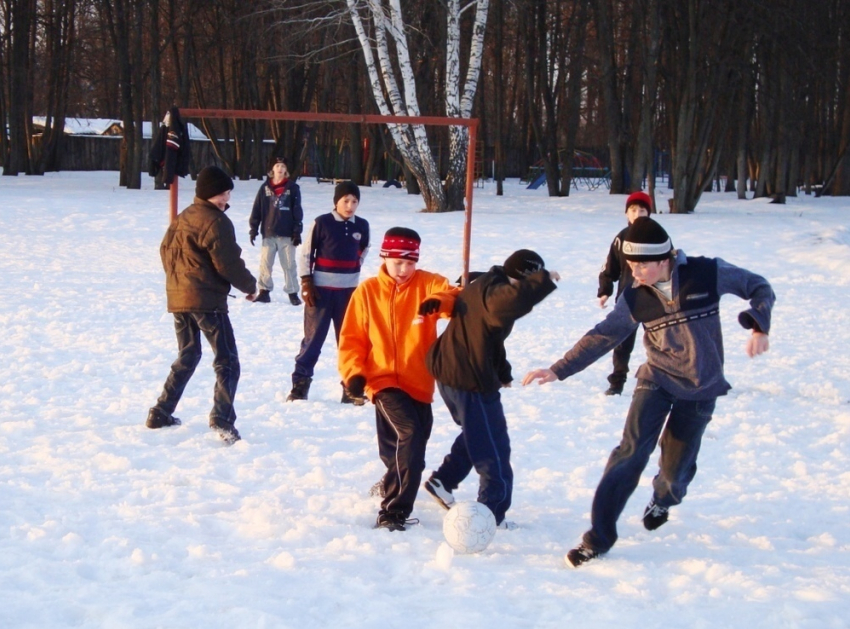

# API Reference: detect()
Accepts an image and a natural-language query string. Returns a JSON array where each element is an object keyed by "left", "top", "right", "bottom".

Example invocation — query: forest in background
[{"left": 2, "top": 0, "right": 850, "bottom": 212}]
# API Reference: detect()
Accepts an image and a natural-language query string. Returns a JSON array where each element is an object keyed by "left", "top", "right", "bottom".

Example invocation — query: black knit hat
[
  {"left": 503, "top": 249, "right": 545, "bottom": 280},
  {"left": 622, "top": 216, "right": 673, "bottom": 262},
  {"left": 196, "top": 166, "right": 233, "bottom": 201},
  {"left": 334, "top": 181, "right": 361, "bottom": 206}
]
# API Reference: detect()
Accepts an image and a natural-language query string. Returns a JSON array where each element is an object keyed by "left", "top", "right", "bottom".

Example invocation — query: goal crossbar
[{"left": 171, "top": 107, "right": 479, "bottom": 283}]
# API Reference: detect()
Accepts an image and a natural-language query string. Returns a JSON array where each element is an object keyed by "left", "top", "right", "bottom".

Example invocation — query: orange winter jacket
[{"left": 338, "top": 265, "right": 458, "bottom": 404}]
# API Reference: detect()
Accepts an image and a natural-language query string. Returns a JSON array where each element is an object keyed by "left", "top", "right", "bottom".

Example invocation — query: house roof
[{"left": 33, "top": 117, "right": 209, "bottom": 140}]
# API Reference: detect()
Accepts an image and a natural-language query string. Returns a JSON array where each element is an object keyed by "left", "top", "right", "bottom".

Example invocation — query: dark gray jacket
[
  {"left": 160, "top": 197, "right": 256, "bottom": 313},
  {"left": 550, "top": 250, "right": 775, "bottom": 400}
]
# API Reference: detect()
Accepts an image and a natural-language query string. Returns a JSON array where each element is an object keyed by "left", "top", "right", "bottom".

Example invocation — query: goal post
[{"left": 172, "top": 107, "right": 479, "bottom": 284}]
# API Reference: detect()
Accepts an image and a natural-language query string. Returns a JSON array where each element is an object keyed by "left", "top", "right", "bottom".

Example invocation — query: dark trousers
[
  {"left": 608, "top": 328, "right": 638, "bottom": 386},
  {"left": 292, "top": 286, "right": 354, "bottom": 383},
  {"left": 433, "top": 383, "right": 513, "bottom": 524},
  {"left": 154, "top": 312, "right": 241, "bottom": 428},
  {"left": 584, "top": 379, "right": 716, "bottom": 553},
  {"left": 375, "top": 388, "right": 434, "bottom": 519}
]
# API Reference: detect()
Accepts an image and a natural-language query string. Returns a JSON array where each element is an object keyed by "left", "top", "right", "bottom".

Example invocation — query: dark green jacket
[{"left": 160, "top": 197, "right": 256, "bottom": 313}]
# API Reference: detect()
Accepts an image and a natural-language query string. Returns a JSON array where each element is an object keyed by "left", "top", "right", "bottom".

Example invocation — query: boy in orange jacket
[{"left": 338, "top": 227, "right": 457, "bottom": 531}]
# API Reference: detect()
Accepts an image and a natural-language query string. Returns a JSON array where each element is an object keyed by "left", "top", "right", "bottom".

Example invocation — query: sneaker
[
  {"left": 146, "top": 407, "right": 181, "bottom": 429},
  {"left": 643, "top": 498, "right": 669, "bottom": 530},
  {"left": 497, "top": 520, "right": 518, "bottom": 530},
  {"left": 565, "top": 543, "right": 599, "bottom": 568},
  {"left": 369, "top": 480, "right": 386, "bottom": 498},
  {"left": 423, "top": 476, "right": 455, "bottom": 510},
  {"left": 286, "top": 377, "right": 311, "bottom": 402},
  {"left": 375, "top": 511, "right": 407, "bottom": 532},
  {"left": 341, "top": 385, "right": 366, "bottom": 406},
  {"left": 212, "top": 424, "right": 241, "bottom": 445},
  {"left": 288, "top": 292, "right": 302, "bottom": 306},
  {"left": 605, "top": 383, "right": 624, "bottom": 396}
]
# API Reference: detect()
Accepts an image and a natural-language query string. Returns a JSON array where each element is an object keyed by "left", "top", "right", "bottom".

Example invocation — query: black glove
[
  {"left": 301, "top": 276, "right": 318, "bottom": 307},
  {"left": 292, "top": 233, "right": 302, "bottom": 247},
  {"left": 249, "top": 232, "right": 257, "bottom": 246},
  {"left": 418, "top": 298, "right": 441, "bottom": 316},
  {"left": 347, "top": 374, "right": 367, "bottom": 398}
]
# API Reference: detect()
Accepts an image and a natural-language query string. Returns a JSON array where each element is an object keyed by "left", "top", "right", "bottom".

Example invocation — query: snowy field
[{"left": 1, "top": 170, "right": 848, "bottom": 628}]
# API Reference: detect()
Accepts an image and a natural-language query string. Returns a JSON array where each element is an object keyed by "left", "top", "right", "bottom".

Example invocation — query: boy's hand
[
  {"left": 249, "top": 232, "right": 257, "bottom": 246},
  {"left": 292, "top": 233, "right": 302, "bottom": 246},
  {"left": 418, "top": 298, "right": 441, "bottom": 316},
  {"left": 746, "top": 332, "right": 770, "bottom": 357},
  {"left": 301, "top": 276, "right": 318, "bottom": 307},
  {"left": 599, "top": 295, "right": 609, "bottom": 308},
  {"left": 548, "top": 270, "right": 561, "bottom": 281},
  {"left": 522, "top": 368, "right": 558, "bottom": 386},
  {"left": 347, "top": 375, "right": 367, "bottom": 398}
]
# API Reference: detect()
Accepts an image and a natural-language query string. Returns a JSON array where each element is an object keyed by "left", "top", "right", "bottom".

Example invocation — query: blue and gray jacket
[{"left": 550, "top": 250, "right": 775, "bottom": 400}]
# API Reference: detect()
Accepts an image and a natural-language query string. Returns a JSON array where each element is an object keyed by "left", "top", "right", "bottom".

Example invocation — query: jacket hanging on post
[{"left": 149, "top": 106, "right": 191, "bottom": 185}]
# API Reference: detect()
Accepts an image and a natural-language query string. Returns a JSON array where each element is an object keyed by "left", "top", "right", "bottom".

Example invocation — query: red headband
[{"left": 379, "top": 235, "right": 420, "bottom": 261}]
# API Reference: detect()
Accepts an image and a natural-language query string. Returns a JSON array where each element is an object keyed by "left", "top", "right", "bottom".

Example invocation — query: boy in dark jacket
[
  {"left": 147, "top": 166, "right": 257, "bottom": 445},
  {"left": 287, "top": 181, "right": 370, "bottom": 403},
  {"left": 523, "top": 217, "right": 775, "bottom": 567},
  {"left": 597, "top": 191, "right": 652, "bottom": 395},
  {"left": 423, "top": 250, "right": 559, "bottom": 527},
  {"left": 246, "top": 157, "right": 303, "bottom": 305}
]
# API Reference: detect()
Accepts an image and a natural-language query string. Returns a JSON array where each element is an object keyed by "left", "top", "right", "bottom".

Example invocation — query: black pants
[
  {"left": 375, "top": 388, "right": 433, "bottom": 519},
  {"left": 154, "top": 312, "right": 240, "bottom": 428},
  {"left": 608, "top": 327, "right": 638, "bottom": 386}
]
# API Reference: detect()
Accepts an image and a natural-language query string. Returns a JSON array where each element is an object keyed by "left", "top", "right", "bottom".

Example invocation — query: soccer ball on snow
[{"left": 442, "top": 501, "right": 496, "bottom": 554}]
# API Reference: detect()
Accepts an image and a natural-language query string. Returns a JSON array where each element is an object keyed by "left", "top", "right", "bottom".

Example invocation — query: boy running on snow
[
  {"left": 523, "top": 217, "right": 775, "bottom": 567},
  {"left": 338, "top": 227, "right": 457, "bottom": 531}
]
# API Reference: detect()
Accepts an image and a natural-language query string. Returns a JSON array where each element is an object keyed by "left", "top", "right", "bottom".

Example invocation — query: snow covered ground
[{"left": 1, "top": 171, "right": 848, "bottom": 628}]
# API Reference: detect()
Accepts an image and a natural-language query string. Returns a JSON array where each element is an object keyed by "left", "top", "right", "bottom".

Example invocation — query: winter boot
[
  {"left": 288, "top": 292, "right": 302, "bottom": 306},
  {"left": 643, "top": 498, "right": 669, "bottom": 530},
  {"left": 286, "top": 377, "right": 312, "bottom": 402},
  {"left": 565, "top": 543, "right": 599, "bottom": 568},
  {"left": 146, "top": 407, "right": 181, "bottom": 429},
  {"left": 211, "top": 423, "right": 241, "bottom": 445},
  {"left": 254, "top": 289, "right": 271, "bottom": 303}
]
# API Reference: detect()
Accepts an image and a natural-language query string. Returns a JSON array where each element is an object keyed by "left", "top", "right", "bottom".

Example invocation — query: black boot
[
  {"left": 288, "top": 292, "right": 302, "bottom": 306},
  {"left": 254, "top": 289, "right": 271, "bottom": 303},
  {"left": 146, "top": 407, "right": 181, "bottom": 429},
  {"left": 287, "top": 377, "right": 312, "bottom": 401}
]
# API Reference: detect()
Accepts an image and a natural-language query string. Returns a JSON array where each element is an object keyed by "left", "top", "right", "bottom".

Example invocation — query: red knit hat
[
  {"left": 625, "top": 191, "right": 653, "bottom": 213},
  {"left": 380, "top": 227, "right": 420, "bottom": 261}
]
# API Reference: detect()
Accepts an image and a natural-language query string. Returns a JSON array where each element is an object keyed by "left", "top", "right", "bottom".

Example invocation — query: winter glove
[
  {"left": 249, "top": 231, "right": 257, "bottom": 246},
  {"left": 300, "top": 276, "right": 318, "bottom": 308},
  {"left": 347, "top": 374, "right": 367, "bottom": 398},
  {"left": 418, "top": 298, "right": 441, "bottom": 316},
  {"left": 292, "top": 233, "right": 302, "bottom": 247}
]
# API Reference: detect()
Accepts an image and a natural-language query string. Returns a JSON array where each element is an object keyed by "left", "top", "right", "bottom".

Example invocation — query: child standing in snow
[
  {"left": 597, "top": 191, "right": 652, "bottom": 396},
  {"left": 423, "top": 250, "right": 559, "bottom": 528},
  {"left": 338, "top": 227, "right": 458, "bottom": 532},
  {"left": 147, "top": 166, "right": 257, "bottom": 445},
  {"left": 523, "top": 217, "right": 775, "bottom": 567},
  {"left": 246, "top": 156, "right": 304, "bottom": 305},
  {"left": 287, "top": 181, "right": 370, "bottom": 403}
]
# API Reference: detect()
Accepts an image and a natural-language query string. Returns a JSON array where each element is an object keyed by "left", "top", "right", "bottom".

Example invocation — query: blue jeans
[
  {"left": 583, "top": 380, "right": 716, "bottom": 553},
  {"left": 154, "top": 312, "right": 241, "bottom": 428},
  {"left": 433, "top": 384, "right": 513, "bottom": 524},
  {"left": 292, "top": 286, "right": 354, "bottom": 383}
]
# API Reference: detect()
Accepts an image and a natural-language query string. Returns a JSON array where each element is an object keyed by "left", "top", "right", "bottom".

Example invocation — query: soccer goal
[{"left": 172, "top": 108, "right": 480, "bottom": 284}]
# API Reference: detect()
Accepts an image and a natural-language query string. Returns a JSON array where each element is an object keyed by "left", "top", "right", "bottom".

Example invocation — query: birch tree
[{"left": 346, "top": 0, "right": 489, "bottom": 212}]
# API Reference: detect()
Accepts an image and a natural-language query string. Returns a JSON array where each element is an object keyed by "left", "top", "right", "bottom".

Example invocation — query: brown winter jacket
[{"left": 160, "top": 197, "right": 257, "bottom": 313}]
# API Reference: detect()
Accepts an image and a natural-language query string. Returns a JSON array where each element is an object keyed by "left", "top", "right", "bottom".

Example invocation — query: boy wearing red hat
[
  {"left": 524, "top": 217, "right": 775, "bottom": 567},
  {"left": 597, "top": 190, "right": 653, "bottom": 395},
  {"left": 338, "top": 227, "right": 458, "bottom": 531}
]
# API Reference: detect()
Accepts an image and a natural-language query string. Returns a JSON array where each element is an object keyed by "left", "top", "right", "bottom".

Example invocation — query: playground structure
[
  {"left": 170, "top": 108, "right": 480, "bottom": 284},
  {"left": 524, "top": 150, "right": 611, "bottom": 190}
]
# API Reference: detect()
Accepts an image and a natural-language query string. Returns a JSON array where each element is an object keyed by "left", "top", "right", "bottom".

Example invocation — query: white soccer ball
[{"left": 442, "top": 501, "right": 496, "bottom": 554}]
